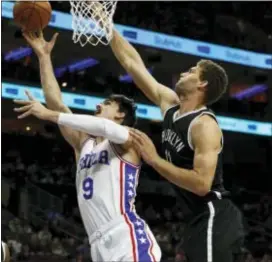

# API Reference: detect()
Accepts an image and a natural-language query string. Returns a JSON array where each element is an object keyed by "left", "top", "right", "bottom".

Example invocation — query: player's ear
[
  {"left": 115, "top": 112, "right": 125, "bottom": 123},
  {"left": 198, "top": 80, "right": 208, "bottom": 92}
]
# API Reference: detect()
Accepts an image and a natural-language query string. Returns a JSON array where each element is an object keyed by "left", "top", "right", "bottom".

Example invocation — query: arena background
[{"left": 1, "top": 1, "right": 272, "bottom": 262}]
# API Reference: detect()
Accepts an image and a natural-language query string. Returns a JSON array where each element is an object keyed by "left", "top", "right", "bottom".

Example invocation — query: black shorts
[{"left": 182, "top": 199, "right": 244, "bottom": 262}]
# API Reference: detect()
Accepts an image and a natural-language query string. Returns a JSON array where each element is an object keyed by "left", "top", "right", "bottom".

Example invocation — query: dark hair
[
  {"left": 197, "top": 60, "right": 228, "bottom": 105},
  {"left": 108, "top": 94, "right": 137, "bottom": 127}
]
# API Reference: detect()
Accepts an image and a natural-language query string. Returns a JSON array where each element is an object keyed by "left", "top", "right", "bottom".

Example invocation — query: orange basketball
[{"left": 13, "top": 1, "right": 52, "bottom": 31}]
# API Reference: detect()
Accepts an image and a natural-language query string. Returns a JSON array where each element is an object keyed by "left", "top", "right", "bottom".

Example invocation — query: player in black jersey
[{"left": 110, "top": 30, "right": 244, "bottom": 262}]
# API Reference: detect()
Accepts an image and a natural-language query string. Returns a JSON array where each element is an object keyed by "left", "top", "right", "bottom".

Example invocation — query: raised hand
[
  {"left": 22, "top": 31, "right": 59, "bottom": 57},
  {"left": 13, "top": 90, "right": 51, "bottom": 120}
]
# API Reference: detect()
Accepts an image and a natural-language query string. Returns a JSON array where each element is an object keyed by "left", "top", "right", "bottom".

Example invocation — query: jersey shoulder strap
[{"left": 163, "top": 104, "right": 179, "bottom": 120}]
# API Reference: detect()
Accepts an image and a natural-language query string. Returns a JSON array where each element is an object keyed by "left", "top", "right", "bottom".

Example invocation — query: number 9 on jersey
[{"left": 82, "top": 177, "right": 93, "bottom": 200}]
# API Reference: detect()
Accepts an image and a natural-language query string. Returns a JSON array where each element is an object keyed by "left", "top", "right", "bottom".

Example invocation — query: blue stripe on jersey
[
  {"left": 123, "top": 163, "right": 154, "bottom": 262},
  {"left": 126, "top": 212, "right": 155, "bottom": 262},
  {"left": 123, "top": 163, "right": 138, "bottom": 213}
]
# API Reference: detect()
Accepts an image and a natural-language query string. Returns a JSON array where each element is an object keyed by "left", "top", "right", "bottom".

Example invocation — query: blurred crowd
[
  {"left": 50, "top": 2, "right": 272, "bottom": 52},
  {"left": 2, "top": 132, "right": 272, "bottom": 262},
  {"left": 2, "top": 209, "right": 89, "bottom": 262}
]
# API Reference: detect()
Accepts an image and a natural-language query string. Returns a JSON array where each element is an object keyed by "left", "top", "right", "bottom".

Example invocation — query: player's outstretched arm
[
  {"left": 13, "top": 93, "right": 130, "bottom": 145},
  {"left": 129, "top": 116, "right": 222, "bottom": 196},
  {"left": 21, "top": 31, "right": 88, "bottom": 152},
  {"left": 23, "top": 31, "right": 64, "bottom": 111},
  {"left": 110, "top": 30, "right": 179, "bottom": 114}
]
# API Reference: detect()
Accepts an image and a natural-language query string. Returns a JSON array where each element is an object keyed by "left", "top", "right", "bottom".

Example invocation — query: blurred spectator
[
  {"left": 22, "top": 221, "right": 32, "bottom": 234},
  {"left": 51, "top": 237, "right": 66, "bottom": 256},
  {"left": 8, "top": 236, "right": 22, "bottom": 260},
  {"left": 9, "top": 218, "right": 23, "bottom": 234},
  {"left": 29, "top": 233, "right": 40, "bottom": 253},
  {"left": 38, "top": 224, "right": 52, "bottom": 249}
]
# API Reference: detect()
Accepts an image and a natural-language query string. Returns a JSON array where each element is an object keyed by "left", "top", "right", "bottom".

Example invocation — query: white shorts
[{"left": 89, "top": 214, "right": 161, "bottom": 262}]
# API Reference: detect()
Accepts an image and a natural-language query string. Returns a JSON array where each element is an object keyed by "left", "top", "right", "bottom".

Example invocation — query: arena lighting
[
  {"left": 2, "top": 82, "right": 272, "bottom": 137},
  {"left": 2, "top": 1, "right": 271, "bottom": 69},
  {"left": 119, "top": 68, "right": 153, "bottom": 83},
  {"left": 4, "top": 47, "right": 32, "bottom": 61},
  {"left": 231, "top": 84, "right": 268, "bottom": 100},
  {"left": 54, "top": 58, "right": 99, "bottom": 78}
]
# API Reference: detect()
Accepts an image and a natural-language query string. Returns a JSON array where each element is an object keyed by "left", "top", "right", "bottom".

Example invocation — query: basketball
[{"left": 13, "top": 1, "right": 52, "bottom": 31}]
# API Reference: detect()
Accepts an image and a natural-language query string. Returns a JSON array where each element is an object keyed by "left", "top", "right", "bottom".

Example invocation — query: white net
[{"left": 69, "top": 1, "right": 117, "bottom": 47}]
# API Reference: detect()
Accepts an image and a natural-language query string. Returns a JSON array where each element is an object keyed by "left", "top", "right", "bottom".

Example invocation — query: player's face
[
  {"left": 95, "top": 99, "right": 125, "bottom": 123},
  {"left": 175, "top": 65, "right": 206, "bottom": 96}
]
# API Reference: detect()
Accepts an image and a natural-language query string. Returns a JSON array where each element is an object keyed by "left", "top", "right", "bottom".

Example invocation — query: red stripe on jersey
[{"left": 147, "top": 232, "right": 156, "bottom": 262}]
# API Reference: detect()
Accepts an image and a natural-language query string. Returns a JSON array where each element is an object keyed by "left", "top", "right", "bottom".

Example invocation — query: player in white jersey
[{"left": 14, "top": 86, "right": 161, "bottom": 262}]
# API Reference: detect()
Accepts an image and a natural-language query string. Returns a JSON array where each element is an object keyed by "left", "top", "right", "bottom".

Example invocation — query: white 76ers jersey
[{"left": 76, "top": 137, "right": 141, "bottom": 237}]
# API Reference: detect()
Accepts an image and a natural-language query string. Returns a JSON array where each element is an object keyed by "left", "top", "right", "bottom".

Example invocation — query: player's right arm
[
  {"left": 23, "top": 32, "right": 88, "bottom": 153},
  {"left": 110, "top": 30, "right": 179, "bottom": 114}
]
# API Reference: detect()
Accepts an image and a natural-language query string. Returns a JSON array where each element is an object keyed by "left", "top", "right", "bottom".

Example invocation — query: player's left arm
[
  {"left": 13, "top": 98, "right": 131, "bottom": 145},
  {"left": 150, "top": 116, "right": 222, "bottom": 196}
]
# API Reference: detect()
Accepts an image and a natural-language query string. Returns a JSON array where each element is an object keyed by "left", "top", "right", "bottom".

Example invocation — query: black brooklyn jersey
[{"left": 162, "top": 105, "right": 226, "bottom": 219}]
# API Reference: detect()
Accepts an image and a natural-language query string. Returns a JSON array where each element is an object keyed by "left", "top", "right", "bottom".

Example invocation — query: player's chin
[
  {"left": 176, "top": 79, "right": 186, "bottom": 90},
  {"left": 176, "top": 78, "right": 184, "bottom": 87}
]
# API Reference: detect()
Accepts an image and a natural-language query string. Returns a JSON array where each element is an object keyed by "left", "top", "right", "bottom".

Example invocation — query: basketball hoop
[{"left": 69, "top": 1, "right": 117, "bottom": 47}]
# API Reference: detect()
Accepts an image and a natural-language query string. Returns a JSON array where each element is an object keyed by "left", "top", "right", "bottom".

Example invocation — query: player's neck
[{"left": 178, "top": 94, "right": 205, "bottom": 115}]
